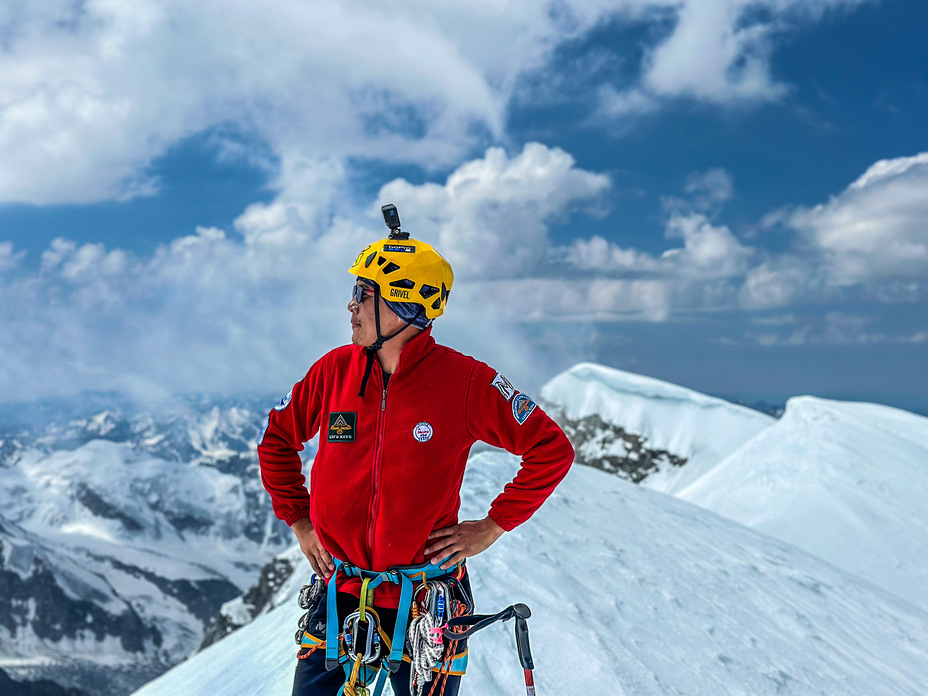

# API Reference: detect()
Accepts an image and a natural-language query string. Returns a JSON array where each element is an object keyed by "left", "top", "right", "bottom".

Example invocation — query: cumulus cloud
[
  {"left": 662, "top": 213, "right": 754, "bottom": 278},
  {"left": 3, "top": 142, "right": 925, "bottom": 403},
  {"left": 789, "top": 152, "right": 928, "bottom": 287},
  {"left": 600, "top": 0, "right": 866, "bottom": 118},
  {"left": 0, "top": 143, "right": 612, "bottom": 401},
  {"left": 376, "top": 143, "right": 611, "bottom": 279}
]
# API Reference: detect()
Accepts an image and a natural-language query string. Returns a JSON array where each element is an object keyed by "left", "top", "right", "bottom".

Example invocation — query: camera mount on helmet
[{"left": 381, "top": 203, "right": 410, "bottom": 240}]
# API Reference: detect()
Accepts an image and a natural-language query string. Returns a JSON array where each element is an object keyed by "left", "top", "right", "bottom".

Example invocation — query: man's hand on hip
[
  {"left": 292, "top": 517, "right": 335, "bottom": 580},
  {"left": 424, "top": 517, "right": 505, "bottom": 570}
]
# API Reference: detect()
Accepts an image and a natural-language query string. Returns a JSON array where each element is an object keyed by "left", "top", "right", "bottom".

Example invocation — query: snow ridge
[
  {"left": 540, "top": 362, "right": 774, "bottom": 491},
  {"left": 133, "top": 454, "right": 928, "bottom": 696},
  {"left": 678, "top": 394, "right": 928, "bottom": 611}
]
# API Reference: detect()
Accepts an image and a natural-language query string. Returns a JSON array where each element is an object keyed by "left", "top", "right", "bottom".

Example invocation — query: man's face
[{"left": 348, "top": 281, "right": 406, "bottom": 346}]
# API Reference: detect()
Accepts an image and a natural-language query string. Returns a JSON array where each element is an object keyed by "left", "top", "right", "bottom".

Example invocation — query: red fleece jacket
[{"left": 257, "top": 327, "right": 574, "bottom": 607}]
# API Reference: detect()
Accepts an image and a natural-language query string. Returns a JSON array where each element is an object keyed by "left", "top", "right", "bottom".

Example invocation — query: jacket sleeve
[
  {"left": 464, "top": 362, "right": 574, "bottom": 532},
  {"left": 257, "top": 354, "right": 327, "bottom": 526}
]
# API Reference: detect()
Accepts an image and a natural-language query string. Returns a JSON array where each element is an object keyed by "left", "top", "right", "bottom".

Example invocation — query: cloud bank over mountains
[
  {"left": 1, "top": 0, "right": 923, "bottom": 403},
  {"left": 1, "top": 142, "right": 925, "bottom": 402}
]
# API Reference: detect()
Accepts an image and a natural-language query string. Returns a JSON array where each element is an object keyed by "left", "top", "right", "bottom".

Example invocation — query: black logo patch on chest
[{"left": 327, "top": 412, "right": 357, "bottom": 442}]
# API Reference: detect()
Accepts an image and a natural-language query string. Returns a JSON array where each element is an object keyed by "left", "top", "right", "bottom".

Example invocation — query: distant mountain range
[{"left": 0, "top": 396, "right": 294, "bottom": 696}]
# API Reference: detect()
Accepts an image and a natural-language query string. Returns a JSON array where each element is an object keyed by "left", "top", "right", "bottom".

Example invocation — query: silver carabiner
[
  {"left": 342, "top": 610, "right": 382, "bottom": 664},
  {"left": 426, "top": 581, "right": 449, "bottom": 624}
]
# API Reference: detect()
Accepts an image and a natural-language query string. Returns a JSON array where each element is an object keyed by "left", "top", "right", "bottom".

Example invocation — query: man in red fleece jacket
[{"left": 258, "top": 211, "right": 573, "bottom": 696}]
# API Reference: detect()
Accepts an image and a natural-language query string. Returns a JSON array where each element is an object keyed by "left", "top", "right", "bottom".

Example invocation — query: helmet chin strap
[{"left": 358, "top": 283, "right": 425, "bottom": 398}]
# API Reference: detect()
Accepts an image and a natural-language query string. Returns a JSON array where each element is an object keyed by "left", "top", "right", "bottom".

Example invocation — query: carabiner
[{"left": 342, "top": 610, "right": 382, "bottom": 664}]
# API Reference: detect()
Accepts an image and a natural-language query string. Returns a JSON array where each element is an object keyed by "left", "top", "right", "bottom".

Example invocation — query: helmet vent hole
[
  {"left": 377, "top": 256, "right": 387, "bottom": 266},
  {"left": 419, "top": 284, "right": 439, "bottom": 300},
  {"left": 431, "top": 298, "right": 441, "bottom": 311},
  {"left": 441, "top": 283, "right": 449, "bottom": 301},
  {"left": 364, "top": 252, "right": 376, "bottom": 268},
  {"left": 389, "top": 279, "right": 415, "bottom": 290},
  {"left": 382, "top": 262, "right": 401, "bottom": 274}
]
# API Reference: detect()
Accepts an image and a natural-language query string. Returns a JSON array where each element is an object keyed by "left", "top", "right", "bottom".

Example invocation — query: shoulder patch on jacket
[
  {"left": 512, "top": 393, "right": 536, "bottom": 425},
  {"left": 274, "top": 390, "right": 293, "bottom": 411},
  {"left": 491, "top": 372, "right": 516, "bottom": 401}
]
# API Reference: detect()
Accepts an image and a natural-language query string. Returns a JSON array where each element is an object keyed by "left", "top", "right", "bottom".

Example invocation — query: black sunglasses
[{"left": 352, "top": 284, "right": 374, "bottom": 304}]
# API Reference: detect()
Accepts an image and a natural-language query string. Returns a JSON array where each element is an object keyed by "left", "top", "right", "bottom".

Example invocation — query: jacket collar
[
  {"left": 393, "top": 326, "right": 436, "bottom": 374},
  {"left": 353, "top": 326, "right": 436, "bottom": 376}
]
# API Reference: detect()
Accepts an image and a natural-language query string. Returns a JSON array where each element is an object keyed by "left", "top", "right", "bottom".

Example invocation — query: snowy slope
[
  {"left": 540, "top": 363, "right": 774, "bottom": 491},
  {"left": 133, "top": 452, "right": 928, "bottom": 696},
  {"left": 677, "top": 396, "right": 928, "bottom": 612}
]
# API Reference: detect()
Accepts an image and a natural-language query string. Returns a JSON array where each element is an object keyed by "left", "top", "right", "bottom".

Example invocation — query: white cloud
[
  {"left": 662, "top": 213, "right": 754, "bottom": 278},
  {"left": 0, "top": 241, "right": 25, "bottom": 271},
  {"left": 739, "top": 257, "right": 817, "bottom": 309},
  {"left": 3, "top": 142, "right": 926, "bottom": 404},
  {"left": 789, "top": 152, "right": 928, "bottom": 288},
  {"left": 600, "top": 0, "right": 865, "bottom": 118},
  {"left": 377, "top": 143, "right": 611, "bottom": 279},
  {"left": 737, "top": 312, "right": 925, "bottom": 347},
  {"left": 0, "top": 0, "right": 872, "bottom": 206},
  {"left": 566, "top": 235, "right": 658, "bottom": 274},
  {"left": 0, "top": 143, "right": 611, "bottom": 401},
  {"left": 643, "top": 0, "right": 785, "bottom": 104},
  {"left": 0, "top": 0, "right": 548, "bottom": 204},
  {"left": 685, "top": 168, "right": 734, "bottom": 207}
]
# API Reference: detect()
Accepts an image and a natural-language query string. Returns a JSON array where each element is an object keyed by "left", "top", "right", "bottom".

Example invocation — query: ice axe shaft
[{"left": 445, "top": 602, "right": 537, "bottom": 694}]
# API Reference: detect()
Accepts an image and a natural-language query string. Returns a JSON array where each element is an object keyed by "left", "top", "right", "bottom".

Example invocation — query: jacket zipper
[{"left": 368, "top": 381, "right": 388, "bottom": 555}]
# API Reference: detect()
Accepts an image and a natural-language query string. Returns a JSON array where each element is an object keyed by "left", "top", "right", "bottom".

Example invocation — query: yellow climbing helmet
[{"left": 348, "top": 205, "right": 454, "bottom": 320}]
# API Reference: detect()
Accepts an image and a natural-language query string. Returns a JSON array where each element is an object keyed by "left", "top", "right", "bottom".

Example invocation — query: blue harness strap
[{"left": 323, "top": 557, "right": 462, "bottom": 685}]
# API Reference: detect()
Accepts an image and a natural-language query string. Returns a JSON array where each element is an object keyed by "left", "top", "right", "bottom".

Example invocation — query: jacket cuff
[
  {"left": 488, "top": 507, "right": 516, "bottom": 533},
  {"left": 283, "top": 508, "right": 312, "bottom": 527}
]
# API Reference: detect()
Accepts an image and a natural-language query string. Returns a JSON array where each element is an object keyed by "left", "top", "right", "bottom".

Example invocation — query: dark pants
[{"left": 293, "top": 575, "right": 471, "bottom": 696}]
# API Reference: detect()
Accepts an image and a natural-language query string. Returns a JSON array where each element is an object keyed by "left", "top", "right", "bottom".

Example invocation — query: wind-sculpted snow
[
  {"left": 134, "top": 453, "right": 928, "bottom": 696},
  {"left": 541, "top": 363, "right": 774, "bottom": 491},
  {"left": 677, "top": 395, "right": 928, "bottom": 612}
]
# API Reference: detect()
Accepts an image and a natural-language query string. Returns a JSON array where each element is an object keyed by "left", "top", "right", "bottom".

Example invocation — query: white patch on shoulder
[
  {"left": 274, "top": 390, "right": 293, "bottom": 411},
  {"left": 491, "top": 372, "right": 516, "bottom": 401}
]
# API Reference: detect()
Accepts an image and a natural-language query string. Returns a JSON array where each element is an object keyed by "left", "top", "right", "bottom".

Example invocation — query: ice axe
[{"left": 444, "top": 602, "right": 537, "bottom": 695}]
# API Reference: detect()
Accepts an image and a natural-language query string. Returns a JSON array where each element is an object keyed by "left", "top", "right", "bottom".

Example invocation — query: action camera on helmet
[{"left": 381, "top": 203, "right": 409, "bottom": 240}]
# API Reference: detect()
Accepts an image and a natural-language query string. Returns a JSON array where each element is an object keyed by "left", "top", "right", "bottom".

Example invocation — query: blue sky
[{"left": 0, "top": 0, "right": 926, "bottom": 413}]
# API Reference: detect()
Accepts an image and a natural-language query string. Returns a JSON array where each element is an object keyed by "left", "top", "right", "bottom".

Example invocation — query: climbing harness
[
  {"left": 294, "top": 562, "right": 536, "bottom": 695},
  {"left": 292, "top": 557, "right": 471, "bottom": 696}
]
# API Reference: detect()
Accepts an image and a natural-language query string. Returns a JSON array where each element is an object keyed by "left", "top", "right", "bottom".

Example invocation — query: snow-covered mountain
[
  {"left": 6, "top": 367, "right": 928, "bottom": 695},
  {"left": 132, "top": 452, "right": 928, "bottom": 696},
  {"left": 540, "top": 363, "right": 775, "bottom": 491},
  {"left": 541, "top": 364, "right": 928, "bottom": 613},
  {"left": 676, "top": 396, "right": 928, "bottom": 612},
  {"left": 0, "top": 399, "right": 293, "bottom": 696}
]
